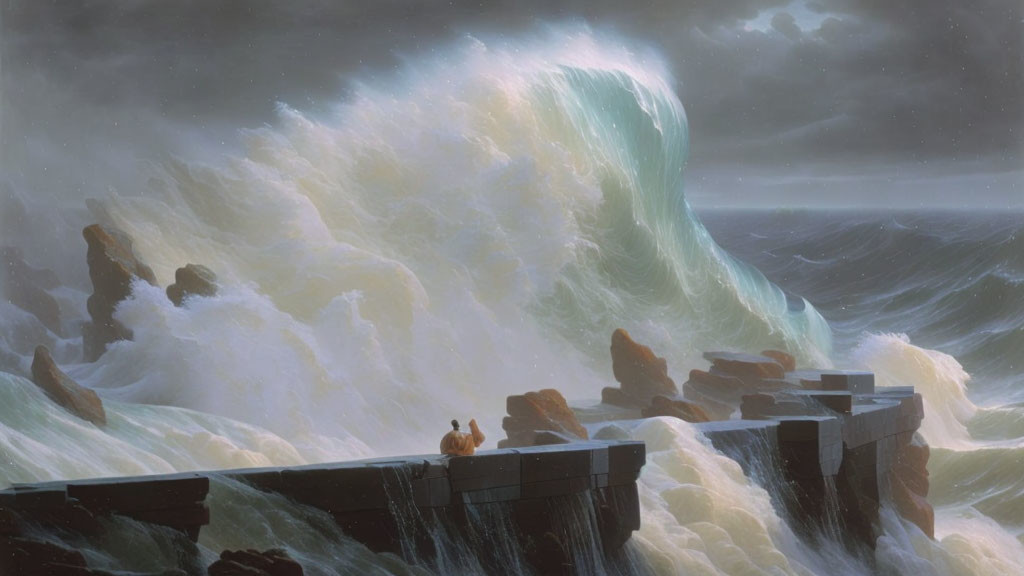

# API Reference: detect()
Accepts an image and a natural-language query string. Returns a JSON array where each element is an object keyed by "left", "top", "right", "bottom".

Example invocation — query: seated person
[{"left": 440, "top": 418, "right": 485, "bottom": 456}]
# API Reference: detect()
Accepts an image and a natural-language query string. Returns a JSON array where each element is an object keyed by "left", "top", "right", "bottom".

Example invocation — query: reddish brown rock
[
  {"left": 500, "top": 389, "right": 588, "bottom": 448},
  {"left": 680, "top": 352, "right": 798, "bottom": 419},
  {"left": 640, "top": 395, "right": 710, "bottom": 423},
  {"left": 208, "top": 549, "right": 303, "bottom": 576},
  {"left": 31, "top": 345, "right": 106, "bottom": 426},
  {"left": 604, "top": 329, "right": 677, "bottom": 407},
  {"left": 892, "top": 433, "right": 933, "bottom": 538},
  {"left": 704, "top": 351, "right": 786, "bottom": 381},
  {"left": 600, "top": 386, "right": 637, "bottom": 409},
  {"left": 81, "top": 224, "right": 157, "bottom": 361},
  {"left": 687, "top": 368, "right": 746, "bottom": 392},
  {"left": 166, "top": 264, "right": 218, "bottom": 307},
  {"left": 2, "top": 246, "right": 63, "bottom": 336},
  {"left": 760, "top": 349, "right": 796, "bottom": 372},
  {"left": 891, "top": 476, "right": 934, "bottom": 538}
]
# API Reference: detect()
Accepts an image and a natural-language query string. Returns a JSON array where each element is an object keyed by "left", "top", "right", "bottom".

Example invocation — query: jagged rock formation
[
  {"left": 891, "top": 432, "right": 933, "bottom": 537},
  {"left": 640, "top": 394, "right": 710, "bottom": 423},
  {"left": 31, "top": 345, "right": 106, "bottom": 426},
  {"left": 601, "top": 329, "right": 677, "bottom": 408},
  {"left": 682, "top": 351, "right": 798, "bottom": 419},
  {"left": 499, "top": 389, "right": 588, "bottom": 448},
  {"left": 166, "top": 263, "right": 218, "bottom": 307},
  {"left": 82, "top": 224, "right": 157, "bottom": 361},
  {"left": 208, "top": 549, "right": 303, "bottom": 576},
  {"left": 1, "top": 246, "right": 62, "bottom": 335}
]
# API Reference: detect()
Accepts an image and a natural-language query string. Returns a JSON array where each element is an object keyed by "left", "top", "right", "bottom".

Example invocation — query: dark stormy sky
[{"left": 1, "top": 0, "right": 1022, "bottom": 209}]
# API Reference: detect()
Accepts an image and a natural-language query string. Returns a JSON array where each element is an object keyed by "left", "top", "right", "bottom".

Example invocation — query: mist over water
[{"left": 1, "top": 29, "right": 1022, "bottom": 575}]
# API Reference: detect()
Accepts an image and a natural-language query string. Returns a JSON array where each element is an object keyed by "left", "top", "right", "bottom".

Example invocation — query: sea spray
[
  {"left": 851, "top": 332, "right": 976, "bottom": 448},
  {"left": 1, "top": 31, "right": 834, "bottom": 457},
  {"left": 0, "top": 29, "right": 1021, "bottom": 576}
]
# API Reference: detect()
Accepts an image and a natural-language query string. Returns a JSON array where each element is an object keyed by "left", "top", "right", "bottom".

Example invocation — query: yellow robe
[{"left": 440, "top": 419, "right": 485, "bottom": 456}]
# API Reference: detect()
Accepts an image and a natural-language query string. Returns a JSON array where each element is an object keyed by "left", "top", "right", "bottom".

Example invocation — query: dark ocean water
[{"left": 700, "top": 210, "right": 1024, "bottom": 404}]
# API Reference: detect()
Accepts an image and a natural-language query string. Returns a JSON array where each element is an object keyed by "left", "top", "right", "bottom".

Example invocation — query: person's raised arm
[{"left": 469, "top": 418, "right": 485, "bottom": 447}]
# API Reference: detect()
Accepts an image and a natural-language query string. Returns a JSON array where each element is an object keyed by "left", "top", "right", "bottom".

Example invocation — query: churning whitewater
[{"left": 0, "top": 31, "right": 1021, "bottom": 575}]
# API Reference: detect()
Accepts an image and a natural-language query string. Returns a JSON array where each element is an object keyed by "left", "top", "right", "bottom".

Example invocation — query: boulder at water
[
  {"left": 499, "top": 388, "right": 587, "bottom": 448},
  {"left": 641, "top": 394, "right": 711, "bottom": 423},
  {"left": 166, "top": 263, "right": 218, "bottom": 307},
  {"left": 601, "top": 329, "right": 677, "bottom": 408},
  {"left": 31, "top": 345, "right": 106, "bottom": 426},
  {"left": 208, "top": 549, "right": 304, "bottom": 576},
  {"left": 81, "top": 224, "right": 157, "bottom": 361}
]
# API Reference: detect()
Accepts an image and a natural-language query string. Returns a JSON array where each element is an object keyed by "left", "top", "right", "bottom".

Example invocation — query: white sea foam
[{"left": 0, "top": 29, "right": 1020, "bottom": 575}]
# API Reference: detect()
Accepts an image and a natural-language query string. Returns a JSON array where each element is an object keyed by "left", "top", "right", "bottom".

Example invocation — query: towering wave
[
  {"left": 33, "top": 31, "right": 833, "bottom": 453},
  {"left": 1, "top": 29, "right": 1021, "bottom": 575}
]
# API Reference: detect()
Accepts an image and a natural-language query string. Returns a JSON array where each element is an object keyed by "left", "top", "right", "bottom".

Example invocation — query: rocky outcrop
[
  {"left": 499, "top": 389, "right": 588, "bottom": 448},
  {"left": 31, "top": 345, "right": 106, "bottom": 426},
  {"left": 1, "top": 246, "right": 62, "bottom": 335},
  {"left": 760, "top": 349, "right": 796, "bottom": 372},
  {"left": 601, "top": 329, "right": 677, "bottom": 408},
  {"left": 82, "top": 224, "right": 157, "bottom": 361},
  {"left": 208, "top": 549, "right": 303, "bottom": 576},
  {"left": 640, "top": 394, "right": 711, "bottom": 423},
  {"left": 682, "top": 351, "right": 796, "bottom": 419},
  {"left": 705, "top": 351, "right": 786, "bottom": 381},
  {"left": 166, "top": 264, "right": 218, "bottom": 307},
  {"left": 891, "top": 432, "right": 933, "bottom": 538}
]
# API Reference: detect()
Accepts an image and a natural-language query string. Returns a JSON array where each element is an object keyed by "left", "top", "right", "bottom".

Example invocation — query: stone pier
[
  {"left": 0, "top": 441, "right": 645, "bottom": 575},
  {"left": 696, "top": 366, "right": 930, "bottom": 546}
]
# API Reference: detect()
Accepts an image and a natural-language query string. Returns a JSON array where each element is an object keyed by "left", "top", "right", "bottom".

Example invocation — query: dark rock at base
[
  {"left": 641, "top": 395, "right": 710, "bottom": 423},
  {"left": 31, "top": 345, "right": 106, "bottom": 426},
  {"left": 166, "top": 264, "right": 218, "bottom": 307},
  {"left": 604, "top": 329, "right": 677, "bottom": 408},
  {"left": 81, "top": 224, "right": 157, "bottom": 362},
  {"left": 760, "top": 349, "right": 796, "bottom": 372},
  {"left": 2, "top": 246, "right": 63, "bottom": 335},
  {"left": 208, "top": 549, "right": 303, "bottom": 576}
]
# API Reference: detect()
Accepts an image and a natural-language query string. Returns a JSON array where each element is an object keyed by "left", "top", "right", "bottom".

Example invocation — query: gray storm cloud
[{"left": 1, "top": 0, "right": 1021, "bottom": 210}]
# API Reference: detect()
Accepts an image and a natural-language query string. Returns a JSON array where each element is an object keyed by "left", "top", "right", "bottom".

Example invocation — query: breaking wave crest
[{"left": 0, "top": 29, "right": 1021, "bottom": 576}]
